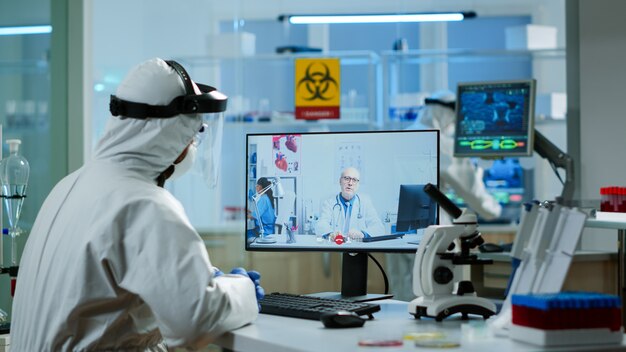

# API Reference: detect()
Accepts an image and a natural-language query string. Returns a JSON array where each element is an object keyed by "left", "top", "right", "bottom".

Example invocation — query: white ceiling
[
  {"left": 0, "top": 0, "right": 564, "bottom": 29},
  {"left": 209, "top": 0, "right": 561, "bottom": 20}
]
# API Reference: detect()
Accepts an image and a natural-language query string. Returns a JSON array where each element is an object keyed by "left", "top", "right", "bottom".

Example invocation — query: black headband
[
  {"left": 109, "top": 60, "right": 228, "bottom": 119},
  {"left": 425, "top": 97, "right": 456, "bottom": 111}
]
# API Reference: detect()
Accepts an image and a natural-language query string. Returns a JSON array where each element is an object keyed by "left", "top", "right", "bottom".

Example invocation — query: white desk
[{"left": 214, "top": 300, "right": 626, "bottom": 352}]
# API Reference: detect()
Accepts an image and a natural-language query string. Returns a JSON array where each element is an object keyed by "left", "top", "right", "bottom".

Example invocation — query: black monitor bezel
[
  {"left": 453, "top": 79, "right": 536, "bottom": 158},
  {"left": 244, "top": 129, "right": 440, "bottom": 254},
  {"left": 395, "top": 184, "right": 438, "bottom": 233}
]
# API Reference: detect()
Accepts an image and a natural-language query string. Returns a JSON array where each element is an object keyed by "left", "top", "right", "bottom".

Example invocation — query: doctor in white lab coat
[
  {"left": 11, "top": 58, "right": 262, "bottom": 351},
  {"left": 316, "top": 167, "right": 385, "bottom": 239}
]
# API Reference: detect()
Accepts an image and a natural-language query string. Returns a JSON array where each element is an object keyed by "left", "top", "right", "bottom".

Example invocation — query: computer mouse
[
  {"left": 478, "top": 242, "right": 505, "bottom": 253},
  {"left": 320, "top": 311, "right": 366, "bottom": 328}
]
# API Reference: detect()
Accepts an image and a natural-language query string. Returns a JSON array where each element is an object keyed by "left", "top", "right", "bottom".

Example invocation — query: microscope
[{"left": 408, "top": 183, "right": 496, "bottom": 322}]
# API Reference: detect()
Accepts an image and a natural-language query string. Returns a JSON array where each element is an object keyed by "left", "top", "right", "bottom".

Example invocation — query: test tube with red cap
[
  {"left": 601, "top": 187, "right": 610, "bottom": 212},
  {"left": 600, "top": 186, "right": 626, "bottom": 213}
]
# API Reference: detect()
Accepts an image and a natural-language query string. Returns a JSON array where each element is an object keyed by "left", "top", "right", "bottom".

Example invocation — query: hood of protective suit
[
  {"left": 93, "top": 58, "right": 202, "bottom": 182},
  {"left": 418, "top": 90, "right": 456, "bottom": 131},
  {"left": 416, "top": 90, "right": 456, "bottom": 162}
]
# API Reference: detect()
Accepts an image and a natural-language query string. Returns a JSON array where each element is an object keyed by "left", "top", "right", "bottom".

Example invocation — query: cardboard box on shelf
[
  {"left": 536, "top": 92, "right": 566, "bottom": 119},
  {"left": 505, "top": 25, "right": 557, "bottom": 50}
]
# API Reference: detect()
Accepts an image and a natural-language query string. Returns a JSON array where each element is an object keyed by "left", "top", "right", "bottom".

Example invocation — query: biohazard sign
[{"left": 294, "top": 58, "right": 340, "bottom": 120}]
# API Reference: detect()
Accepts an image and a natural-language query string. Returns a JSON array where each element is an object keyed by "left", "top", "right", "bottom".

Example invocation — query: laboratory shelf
[
  {"left": 175, "top": 51, "right": 382, "bottom": 129},
  {"left": 381, "top": 48, "right": 565, "bottom": 65},
  {"left": 0, "top": 59, "right": 49, "bottom": 75},
  {"left": 177, "top": 50, "right": 380, "bottom": 66}
]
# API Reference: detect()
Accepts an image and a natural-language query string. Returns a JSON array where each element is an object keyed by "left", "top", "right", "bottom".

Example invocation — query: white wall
[
  {"left": 578, "top": 0, "right": 626, "bottom": 197},
  {"left": 568, "top": 0, "right": 626, "bottom": 251}
]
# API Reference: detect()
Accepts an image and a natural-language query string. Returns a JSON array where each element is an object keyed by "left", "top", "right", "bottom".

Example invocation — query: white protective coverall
[
  {"left": 386, "top": 91, "right": 502, "bottom": 301},
  {"left": 11, "top": 58, "right": 258, "bottom": 351},
  {"left": 412, "top": 91, "right": 502, "bottom": 223}
]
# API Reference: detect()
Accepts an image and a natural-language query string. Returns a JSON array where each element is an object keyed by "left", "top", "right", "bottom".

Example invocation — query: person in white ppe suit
[
  {"left": 11, "top": 58, "right": 263, "bottom": 351},
  {"left": 316, "top": 167, "right": 385, "bottom": 240},
  {"left": 386, "top": 92, "right": 502, "bottom": 301},
  {"left": 420, "top": 93, "right": 502, "bottom": 224}
]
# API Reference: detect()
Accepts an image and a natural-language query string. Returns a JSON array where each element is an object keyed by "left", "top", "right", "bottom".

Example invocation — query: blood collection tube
[
  {"left": 601, "top": 187, "right": 609, "bottom": 212},
  {"left": 611, "top": 187, "right": 617, "bottom": 212}
]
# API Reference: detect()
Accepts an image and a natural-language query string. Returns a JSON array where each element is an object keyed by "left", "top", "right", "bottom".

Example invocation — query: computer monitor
[
  {"left": 245, "top": 130, "right": 439, "bottom": 300},
  {"left": 395, "top": 184, "right": 437, "bottom": 232},
  {"left": 454, "top": 79, "right": 536, "bottom": 157}
]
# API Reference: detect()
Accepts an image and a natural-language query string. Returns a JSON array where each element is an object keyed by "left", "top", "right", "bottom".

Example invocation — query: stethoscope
[{"left": 331, "top": 194, "right": 363, "bottom": 230}]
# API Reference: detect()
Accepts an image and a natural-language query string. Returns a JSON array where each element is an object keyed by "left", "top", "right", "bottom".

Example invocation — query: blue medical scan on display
[
  {"left": 454, "top": 80, "right": 536, "bottom": 157},
  {"left": 245, "top": 130, "right": 439, "bottom": 252}
]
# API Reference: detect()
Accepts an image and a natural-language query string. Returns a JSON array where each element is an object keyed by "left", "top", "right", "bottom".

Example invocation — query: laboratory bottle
[{"left": 0, "top": 139, "right": 30, "bottom": 267}]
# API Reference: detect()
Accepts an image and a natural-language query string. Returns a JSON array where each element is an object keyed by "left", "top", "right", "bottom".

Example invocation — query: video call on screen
[{"left": 246, "top": 130, "right": 439, "bottom": 252}]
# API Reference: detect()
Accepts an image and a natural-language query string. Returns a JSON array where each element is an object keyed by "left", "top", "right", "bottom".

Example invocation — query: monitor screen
[
  {"left": 245, "top": 130, "right": 439, "bottom": 254},
  {"left": 396, "top": 184, "right": 437, "bottom": 233},
  {"left": 454, "top": 79, "right": 536, "bottom": 157}
]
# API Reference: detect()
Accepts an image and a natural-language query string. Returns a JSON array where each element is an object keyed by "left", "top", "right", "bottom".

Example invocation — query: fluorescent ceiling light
[
  {"left": 280, "top": 12, "right": 476, "bottom": 24},
  {"left": 0, "top": 25, "right": 52, "bottom": 36}
]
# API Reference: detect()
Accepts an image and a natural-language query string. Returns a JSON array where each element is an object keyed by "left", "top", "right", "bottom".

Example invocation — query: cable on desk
[{"left": 368, "top": 253, "right": 389, "bottom": 294}]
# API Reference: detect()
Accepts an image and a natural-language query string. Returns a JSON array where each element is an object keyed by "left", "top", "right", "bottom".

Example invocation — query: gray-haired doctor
[
  {"left": 316, "top": 167, "right": 385, "bottom": 240},
  {"left": 12, "top": 58, "right": 263, "bottom": 351}
]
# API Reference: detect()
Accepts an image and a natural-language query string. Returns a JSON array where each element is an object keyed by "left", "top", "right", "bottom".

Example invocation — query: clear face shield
[
  {"left": 109, "top": 59, "right": 228, "bottom": 188},
  {"left": 193, "top": 112, "right": 225, "bottom": 189}
]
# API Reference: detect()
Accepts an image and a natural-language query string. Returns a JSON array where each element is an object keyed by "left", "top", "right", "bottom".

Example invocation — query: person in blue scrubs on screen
[{"left": 248, "top": 177, "right": 277, "bottom": 239}]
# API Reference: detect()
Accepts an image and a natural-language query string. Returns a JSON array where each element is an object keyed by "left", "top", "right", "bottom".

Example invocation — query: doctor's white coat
[{"left": 315, "top": 193, "right": 385, "bottom": 237}]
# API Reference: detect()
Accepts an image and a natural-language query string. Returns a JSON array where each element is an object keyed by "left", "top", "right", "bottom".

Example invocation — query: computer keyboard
[
  {"left": 260, "top": 292, "right": 381, "bottom": 320},
  {"left": 362, "top": 233, "right": 405, "bottom": 242}
]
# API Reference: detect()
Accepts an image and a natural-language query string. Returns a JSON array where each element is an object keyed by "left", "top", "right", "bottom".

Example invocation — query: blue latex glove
[
  {"left": 212, "top": 267, "right": 224, "bottom": 278},
  {"left": 230, "top": 267, "right": 265, "bottom": 310}
]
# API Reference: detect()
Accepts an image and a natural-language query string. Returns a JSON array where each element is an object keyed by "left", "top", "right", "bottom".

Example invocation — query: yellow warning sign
[{"left": 294, "top": 58, "right": 340, "bottom": 119}]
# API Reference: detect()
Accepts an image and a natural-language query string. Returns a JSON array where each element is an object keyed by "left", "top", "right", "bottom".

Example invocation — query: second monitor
[
  {"left": 454, "top": 79, "right": 536, "bottom": 158},
  {"left": 396, "top": 184, "right": 437, "bottom": 233}
]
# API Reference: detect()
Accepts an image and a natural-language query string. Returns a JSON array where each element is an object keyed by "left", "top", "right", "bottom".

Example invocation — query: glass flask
[{"left": 0, "top": 139, "right": 30, "bottom": 266}]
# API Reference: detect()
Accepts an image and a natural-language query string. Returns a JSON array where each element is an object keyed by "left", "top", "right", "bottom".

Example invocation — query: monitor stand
[
  {"left": 255, "top": 236, "right": 276, "bottom": 244},
  {"left": 307, "top": 252, "right": 394, "bottom": 303}
]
